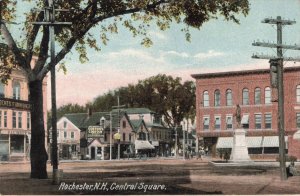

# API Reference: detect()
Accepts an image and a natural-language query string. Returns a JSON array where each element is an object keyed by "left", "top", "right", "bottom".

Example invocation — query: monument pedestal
[{"left": 230, "top": 129, "right": 252, "bottom": 162}]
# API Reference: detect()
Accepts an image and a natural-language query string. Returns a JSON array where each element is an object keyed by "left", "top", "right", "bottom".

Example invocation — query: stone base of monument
[{"left": 230, "top": 128, "right": 253, "bottom": 163}]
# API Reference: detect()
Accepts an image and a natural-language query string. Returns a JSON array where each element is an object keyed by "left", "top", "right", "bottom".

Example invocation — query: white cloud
[
  {"left": 194, "top": 50, "right": 225, "bottom": 60},
  {"left": 162, "top": 51, "right": 190, "bottom": 58}
]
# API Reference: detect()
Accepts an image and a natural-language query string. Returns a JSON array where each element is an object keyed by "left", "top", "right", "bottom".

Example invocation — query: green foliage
[
  {"left": 91, "top": 74, "right": 195, "bottom": 127},
  {"left": 47, "top": 103, "right": 86, "bottom": 130}
]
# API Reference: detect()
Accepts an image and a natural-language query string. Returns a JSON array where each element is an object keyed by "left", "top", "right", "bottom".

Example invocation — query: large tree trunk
[{"left": 29, "top": 79, "right": 48, "bottom": 179}]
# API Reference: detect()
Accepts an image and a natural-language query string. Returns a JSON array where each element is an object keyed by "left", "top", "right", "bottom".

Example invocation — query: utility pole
[
  {"left": 183, "top": 121, "right": 185, "bottom": 160},
  {"left": 32, "top": 0, "right": 71, "bottom": 184},
  {"left": 252, "top": 16, "right": 300, "bottom": 181},
  {"left": 111, "top": 96, "right": 126, "bottom": 160},
  {"left": 175, "top": 126, "right": 178, "bottom": 158}
]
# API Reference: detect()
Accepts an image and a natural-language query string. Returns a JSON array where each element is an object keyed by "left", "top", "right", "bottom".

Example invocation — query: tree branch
[
  {"left": 0, "top": 22, "right": 32, "bottom": 77},
  {"left": 34, "top": 26, "right": 50, "bottom": 76},
  {"left": 26, "top": 11, "right": 44, "bottom": 66}
]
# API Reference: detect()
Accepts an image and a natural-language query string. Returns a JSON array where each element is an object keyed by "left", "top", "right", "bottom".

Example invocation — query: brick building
[
  {"left": 0, "top": 67, "right": 47, "bottom": 161},
  {"left": 191, "top": 66, "right": 300, "bottom": 159}
]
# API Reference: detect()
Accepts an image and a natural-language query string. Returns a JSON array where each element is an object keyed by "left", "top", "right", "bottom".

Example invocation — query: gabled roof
[
  {"left": 64, "top": 113, "right": 88, "bottom": 129},
  {"left": 83, "top": 112, "right": 109, "bottom": 128},
  {"left": 112, "top": 107, "right": 155, "bottom": 114},
  {"left": 130, "top": 119, "right": 149, "bottom": 132}
]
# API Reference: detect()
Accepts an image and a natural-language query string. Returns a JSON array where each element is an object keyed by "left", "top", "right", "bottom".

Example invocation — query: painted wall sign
[
  {"left": 87, "top": 126, "right": 104, "bottom": 138},
  {"left": 0, "top": 98, "right": 31, "bottom": 110}
]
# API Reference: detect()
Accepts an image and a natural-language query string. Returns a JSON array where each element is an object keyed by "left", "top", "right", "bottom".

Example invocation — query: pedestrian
[{"left": 205, "top": 147, "right": 209, "bottom": 155}]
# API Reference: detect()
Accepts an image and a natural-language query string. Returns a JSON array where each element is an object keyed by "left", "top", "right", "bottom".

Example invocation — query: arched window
[
  {"left": 265, "top": 87, "right": 271, "bottom": 104},
  {"left": 203, "top": 91, "right": 209, "bottom": 107},
  {"left": 226, "top": 89, "right": 233, "bottom": 106},
  {"left": 13, "top": 81, "right": 21, "bottom": 100},
  {"left": 297, "top": 85, "right": 300, "bottom": 103},
  {"left": 0, "top": 82, "right": 4, "bottom": 98},
  {"left": 255, "top": 87, "right": 261, "bottom": 105},
  {"left": 242, "top": 88, "right": 249, "bottom": 105},
  {"left": 214, "top": 89, "right": 220, "bottom": 106}
]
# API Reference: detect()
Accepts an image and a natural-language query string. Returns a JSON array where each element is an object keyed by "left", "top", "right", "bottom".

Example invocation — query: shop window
[
  {"left": 10, "top": 135, "right": 24, "bottom": 153},
  {"left": 18, "top": 112, "right": 22, "bottom": 129},
  {"left": 214, "top": 116, "right": 221, "bottom": 130},
  {"left": 214, "top": 90, "right": 220, "bottom": 107},
  {"left": 13, "top": 81, "right": 21, "bottom": 100},
  {"left": 97, "top": 147, "right": 101, "bottom": 154},
  {"left": 203, "top": 117, "right": 209, "bottom": 130},
  {"left": 297, "top": 85, "right": 300, "bottom": 103},
  {"left": 12, "top": 111, "right": 16, "bottom": 128},
  {"left": 265, "top": 87, "right": 271, "bottom": 104},
  {"left": 203, "top": 91, "right": 209, "bottom": 107},
  {"left": 265, "top": 114, "right": 272, "bottom": 129},
  {"left": 296, "top": 113, "right": 300, "bottom": 129},
  {"left": 255, "top": 114, "right": 262, "bottom": 129},
  {"left": 242, "top": 88, "right": 249, "bottom": 105},
  {"left": 0, "top": 82, "right": 4, "bottom": 98},
  {"left": 226, "top": 116, "right": 233, "bottom": 129},
  {"left": 255, "top": 88, "right": 261, "bottom": 105},
  {"left": 226, "top": 89, "right": 233, "bottom": 106}
]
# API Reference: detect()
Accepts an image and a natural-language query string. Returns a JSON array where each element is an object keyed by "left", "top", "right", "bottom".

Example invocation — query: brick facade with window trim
[{"left": 192, "top": 66, "right": 300, "bottom": 159}]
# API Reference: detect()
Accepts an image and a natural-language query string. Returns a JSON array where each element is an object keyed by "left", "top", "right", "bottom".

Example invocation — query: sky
[{"left": 10, "top": 0, "right": 300, "bottom": 109}]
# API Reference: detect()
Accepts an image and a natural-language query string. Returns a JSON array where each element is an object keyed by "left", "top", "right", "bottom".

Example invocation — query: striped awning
[
  {"left": 293, "top": 130, "right": 300, "bottom": 140},
  {"left": 216, "top": 137, "right": 233, "bottom": 148},
  {"left": 135, "top": 140, "right": 155, "bottom": 150},
  {"left": 262, "top": 136, "right": 288, "bottom": 148},
  {"left": 246, "top": 137, "right": 263, "bottom": 148},
  {"left": 216, "top": 136, "right": 287, "bottom": 149}
]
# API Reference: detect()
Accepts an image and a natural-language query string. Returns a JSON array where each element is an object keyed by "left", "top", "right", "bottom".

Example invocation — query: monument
[{"left": 230, "top": 104, "right": 252, "bottom": 162}]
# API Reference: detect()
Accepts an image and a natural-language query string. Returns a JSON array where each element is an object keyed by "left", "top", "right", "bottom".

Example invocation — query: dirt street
[{"left": 0, "top": 158, "right": 299, "bottom": 195}]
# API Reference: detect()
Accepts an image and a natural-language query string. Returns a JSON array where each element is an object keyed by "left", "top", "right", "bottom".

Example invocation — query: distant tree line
[{"left": 48, "top": 74, "right": 195, "bottom": 129}]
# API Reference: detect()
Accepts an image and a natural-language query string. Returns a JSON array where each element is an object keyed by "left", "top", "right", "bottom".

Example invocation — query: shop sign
[
  {"left": 0, "top": 98, "right": 31, "bottom": 110},
  {"left": 87, "top": 126, "right": 104, "bottom": 138}
]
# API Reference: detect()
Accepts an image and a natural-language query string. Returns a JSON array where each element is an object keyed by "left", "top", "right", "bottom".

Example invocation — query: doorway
[{"left": 91, "top": 147, "right": 96, "bottom": 159}]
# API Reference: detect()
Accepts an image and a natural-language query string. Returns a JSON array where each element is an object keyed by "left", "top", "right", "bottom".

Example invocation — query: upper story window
[
  {"left": 122, "top": 121, "right": 126, "bottom": 128},
  {"left": 214, "top": 116, "right": 221, "bottom": 130},
  {"left": 265, "top": 113, "right": 272, "bottom": 129},
  {"left": 226, "top": 116, "right": 233, "bottom": 129},
  {"left": 241, "top": 114, "right": 249, "bottom": 129},
  {"left": 12, "top": 111, "right": 17, "bottom": 128},
  {"left": 203, "top": 91, "right": 209, "bottom": 107},
  {"left": 0, "top": 82, "right": 5, "bottom": 98},
  {"left": 27, "top": 112, "right": 31, "bottom": 129},
  {"left": 226, "top": 89, "right": 233, "bottom": 106},
  {"left": 203, "top": 117, "right": 209, "bottom": 130},
  {"left": 123, "top": 133, "right": 126, "bottom": 141},
  {"left": 242, "top": 88, "right": 249, "bottom": 105},
  {"left": 265, "top": 87, "right": 271, "bottom": 104},
  {"left": 296, "top": 113, "right": 300, "bottom": 129},
  {"left": 255, "top": 88, "right": 261, "bottom": 105},
  {"left": 18, "top": 112, "right": 22, "bottom": 129},
  {"left": 214, "top": 90, "right": 220, "bottom": 107},
  {"left": 255, "top": 114, "right": 262, "bottom": 129},
  {"left": 296, "top": 85, "right": 300, "bottom": 103},
  {"left": 63, "top": 121, "right": 67, "bottom": 129},
  {"left": 71, "top": 132, "right": 74, "bottom": 139},
  {"left": 13, "top": 81, "right": 21, "bottom": 100},
  {"left": 100, "top": 117, "right": 105, "bottom": 128}
]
